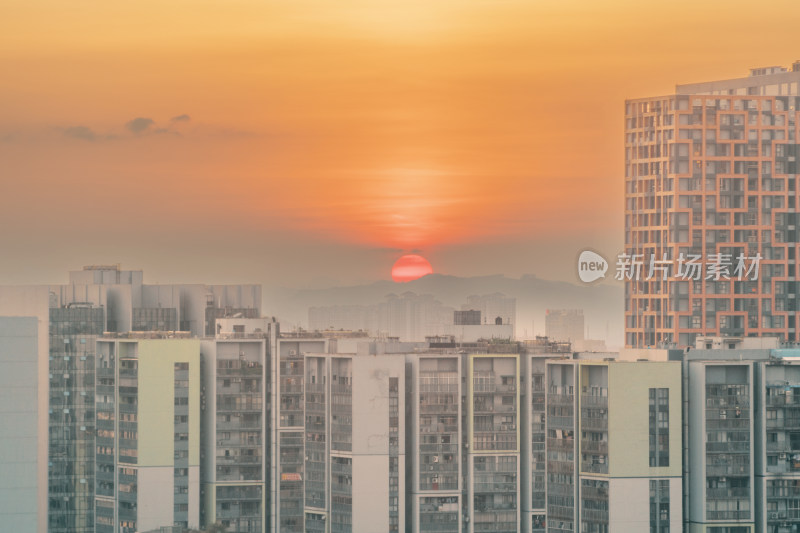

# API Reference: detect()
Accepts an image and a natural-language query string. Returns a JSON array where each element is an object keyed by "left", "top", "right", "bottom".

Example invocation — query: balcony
[
  {"left": 419, "top": 443, "right": 458, "bottom": 454},
  {"left": 548, "top": 395, "right": 575, "bottom": 406},
  {"left": 472, "top": 482, "right": 517, "bottom": 493},
  {"left": 706, "top": 441, "right": 750, "bottom": 453},
  {"left": 420, "top": 403, "right": 458, "bottom": 415},
  {"left": 706, "top": 510, "right": 750, "bottom": 521},
  {"left": 216, "top": 455, "right": 261, "bottom": 465},
  {"left": 706, "top": 464, "right": 750, "bottom": 476},
  {"left": 706, "top": 487, "right": 750, "bottom": 499},
  {"left": 580, "top": 418, "right": 608, "bottom": 430},
  {"left": 580, "top": 396, "right": 608, "bottom": 407},
  {"left": 581, "top": 509, "right": 609, "bottom": 523},
  {"left": 547, "top": 438, "right": 574, "bottom": 452},
  {"left": 706, "top": 418, "right": 750, "bottom": 430},
  {"left": 547, "top": 461, "right": 576, "bottom": 474},
  {"left": 217, "top": 365, "right": 263, "bottom": 376},
  {"left": 581, "top": 441, "right": 608, "bottom": 454},
  {"left": 548, "top": 505, "right": 576, "bottom": 520},
  {"left": 548, "top": 416, "right": 575, "bottom": 429},
  {"left": 581, "top": 462, "right": 608, "bottom": 475}
]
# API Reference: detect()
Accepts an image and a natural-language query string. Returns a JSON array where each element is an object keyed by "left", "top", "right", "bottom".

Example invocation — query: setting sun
[{"left": 391, "top": 254, "right": 433, "bottom": 282}]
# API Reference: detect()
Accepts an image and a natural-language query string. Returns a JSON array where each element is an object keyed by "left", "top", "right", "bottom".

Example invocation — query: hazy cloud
[
  {"left": 125, "top": 117, "right": 154, "bottom": 134},
  {"left": 154, "top": 128, "right": 181, "bottom": 136},
  {"left": 63, "top": 126, "right": 97, "bottom": 142},
  {"left": 170, "top": 114, "right": 191, "bottom": 122}
]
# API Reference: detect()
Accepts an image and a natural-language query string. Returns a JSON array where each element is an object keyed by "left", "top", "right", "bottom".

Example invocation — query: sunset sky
[{"left": 2, "top": 0, "right": 799, "bottom": 286}]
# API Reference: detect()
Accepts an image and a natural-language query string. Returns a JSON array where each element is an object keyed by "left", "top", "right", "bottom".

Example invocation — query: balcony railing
[
  {"left": 706, "top": 487, "right": 750, "bottom": 499},
  {"left": 581, "top": 441, "right": 608, "bottom": 454}
]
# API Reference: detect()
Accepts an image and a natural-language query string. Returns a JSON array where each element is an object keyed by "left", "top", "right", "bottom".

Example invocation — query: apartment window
[
  {"left": 649, "top": 388, "right": 669, "bottom": 467},
  {"left": 650, "top": 479, "right": 670, "bottom": 533}
]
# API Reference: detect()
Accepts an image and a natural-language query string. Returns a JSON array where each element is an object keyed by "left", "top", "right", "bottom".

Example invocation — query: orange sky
[{"left": 2, "top": 0, "right": 800, "bottom": 283}]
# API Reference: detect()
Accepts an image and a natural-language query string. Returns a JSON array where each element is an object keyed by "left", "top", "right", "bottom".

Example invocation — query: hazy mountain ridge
[{"left": 263, "top": 274, "right": 624, "bottom": 347}]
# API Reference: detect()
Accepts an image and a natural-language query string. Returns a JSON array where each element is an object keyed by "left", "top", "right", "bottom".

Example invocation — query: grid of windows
[
  {"left": 649, "top": 479, "right": 670, "bottom": 533},
  {"left": 649, "top": 388, "right": 670, "bottom": 467}
]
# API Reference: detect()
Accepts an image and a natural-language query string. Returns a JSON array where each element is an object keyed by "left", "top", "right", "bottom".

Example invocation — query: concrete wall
[
  {"left": 0, "top": 317, "right": 41, "bottom": 533},
  {"left": 351, "top": 355, "right": 405, "bottom": 533},
  {"left": 137, "top": 467, "right": 174, "bottom": 532},
  {"left": 137, "top": 339, "right": 202, "bottom": 530},
  {"left": 608, "top": 477, "right": 682, "bottom": 532},
  {"left": 607, "top": 362, "right": 682, "bottom": 478},
  {"left": 0, "top": 286, "right": 51, "bottom": 533}
]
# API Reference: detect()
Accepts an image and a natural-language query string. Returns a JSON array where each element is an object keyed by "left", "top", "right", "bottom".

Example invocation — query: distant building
[
  {"left": 572, "top": 339, "right": 608, "bottom": 352},
  {"left": 309, "top": 293, "right": 453, "bottom": 342},
  {"left": 463, "top": 294, "right": 517, "bottom": 338},
  {"left": 454, "top": 310, "right": 481, "bottom": 326},
  {"left": 442, "top": 323, "right": 514, "bottom": 343},
  {"left": 545, "top": 309, "right": 585, "bottom": 343}
]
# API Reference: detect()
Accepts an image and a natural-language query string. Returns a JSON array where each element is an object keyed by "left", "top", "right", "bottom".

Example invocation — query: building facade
[
  {"left": 467, "top": 352, "right": 521, "bottom": 533},
  {"left": 0, "top": 266, "right": 260, "bottom": 533},
  {"left": 407, "top": 353, "right": 464, "bottom": 533},
  {"left": 94, "top": 335, "right": 202, "bottom": 533},
  {"left": 201, "top": 318, "right": 277, "bottom": 533},
  {"left": 302, "top": 352, "right": 406, "bottom": 533},
  {"left": 624, "top": 63, "right": 800, "bottom": 348},
  {"left": 545, "top": 359, "right": 683, "bottom": 533}
]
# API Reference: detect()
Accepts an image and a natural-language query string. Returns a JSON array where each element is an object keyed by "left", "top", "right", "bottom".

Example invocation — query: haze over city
[
  {"left": 3, "top": 0, "right": 799, "bottom": 290},
  {"left": 7, "top": 1, "right": 800, "bottom": 533}
]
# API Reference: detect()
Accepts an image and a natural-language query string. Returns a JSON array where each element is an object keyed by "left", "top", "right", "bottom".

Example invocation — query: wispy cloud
[
  {"left": 170, "top": 114, "right": 191, "bottom": 122},
  {"left": 125, "top": 117, "right": 154, "bottom": 134},
  {"left": 63, "top": 126, "right": 97, "bottom": 141}
]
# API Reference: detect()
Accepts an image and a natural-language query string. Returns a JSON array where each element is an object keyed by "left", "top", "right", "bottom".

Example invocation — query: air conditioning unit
[
  {"left": 780, "top": 453, "right": 787, "bottom": 460},
  {"left": 289, "top": 350, "right": 297, "bottom": 356},
  {"left": 771, "top": 512, "right": 779, "bottom": 520}
]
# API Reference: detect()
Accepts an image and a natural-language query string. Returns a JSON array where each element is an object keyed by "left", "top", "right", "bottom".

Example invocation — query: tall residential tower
[{"left": 625, "top": 62, "right": 800, "bottom": 348}]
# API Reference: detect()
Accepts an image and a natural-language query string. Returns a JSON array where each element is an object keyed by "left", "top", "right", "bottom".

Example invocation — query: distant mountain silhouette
[{"left": 263, "top": 273, "right": 624, "bottom": 348}]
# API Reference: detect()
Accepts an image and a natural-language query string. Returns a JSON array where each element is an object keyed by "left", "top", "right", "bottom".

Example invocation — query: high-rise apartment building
[
  {"left": 624, "top": 62, "right": 800, "bottom": 348},
  {"left": 0, "top": 266, "right": 260, "bottom": 533},
  {"left": 201, "top": 318, "right": 277, "bottom": 533},
  {"left": 521, "top": 338, "right": 572, "bottom": 533},
  {"left": 94, "top": 335, "right": 202, "bottom": 533},
  {"left": 407, "top": 353, "right": 464, "bottom": 533},
  {"left": 545, "top": 359, "right": 683, "bottom": 533},
  {"left": 49, "top": 305, "right": 104, "bottom": 533},
  {"left": 270, "top": 335, "right": 328, "bottom": 532},
  {"left": 302, "top": 351, "right": 406, "bottom": 533},
  {"left": 466, "top": 352, "right": 521, "bottom": 533},
  {"left": 686, "top": 359, "right": 755, "bottom": 531}
]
